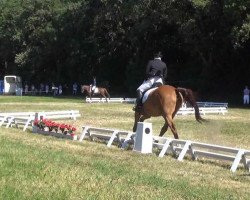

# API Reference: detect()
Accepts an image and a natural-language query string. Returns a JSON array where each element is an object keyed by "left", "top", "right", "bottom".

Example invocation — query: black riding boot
[{"left": 133, "top": 90, "right": 143, "bottom": 112}]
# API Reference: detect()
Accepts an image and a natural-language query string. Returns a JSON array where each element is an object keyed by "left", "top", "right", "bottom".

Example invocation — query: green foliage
[{"left": 0, "top": 0, "right": 249, "bottom": 97}]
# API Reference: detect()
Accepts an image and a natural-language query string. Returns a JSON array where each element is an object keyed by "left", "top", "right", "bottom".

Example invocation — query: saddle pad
[
  {"left": 142, "top": 88, "right": 157, "bottom": 104},
  {"left": 93, "top": 88, "right": 99, "bottom": 93}
]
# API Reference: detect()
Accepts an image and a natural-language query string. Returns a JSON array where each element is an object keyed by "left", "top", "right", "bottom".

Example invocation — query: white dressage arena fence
[
  {"left": 78, "top": 123, "right": 249, "bottom": 173},
  {"left": 2, "top": 109, "right": 248, "bottom": 173},
  {"left": 85, "top": 98, "right": 228, "bottom": 115},
  {"left": 154, "top": 137, "right": 250, "bottom": 173},
  {"left": 86, "top": 97, "right": 136, "bottom": 103},
  {"left": 177, "top": 107, "right": 228, "bottom": 115},
  {"left": 79, "top": 126, "right": 134, "bottom": 148},
  {"left": 197, "top": 102, "right": 228, "bottom": 108},
  {"left": 0, "top": 110, "right": 80, "bottom": 131},
  {"left": 177, "top": 101, "right": 228, "bottom": 115}
]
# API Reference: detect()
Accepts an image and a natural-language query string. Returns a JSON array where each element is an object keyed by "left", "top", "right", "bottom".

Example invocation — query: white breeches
[
  {"left": 137, "top": 77, "right": 163, "bottom": 93},
  {"left": 243, "top": 95, "right": 249, "bottom": 104}
]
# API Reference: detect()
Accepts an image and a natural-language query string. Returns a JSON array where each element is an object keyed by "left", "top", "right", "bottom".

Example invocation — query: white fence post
[
  {"left": 158, "top": 139, "right": 173, "bottom": 158},
  {"left": 32, "top": 113, "right": 38, "bottom": 133},
  {"left": 177, "top": 141, "right": 191, "bottom": 161},
  {"left": 133, "top": 122, "right": 153, "bottom": 154},
  {"left": 230, "top": 150, "right": 245, "bottom": 173},
  {"left": 107, "top": 130, "right": 118, "bottom": 147},
  {"left": 79, "top": 126, "right": 89, "bottom": 142}
]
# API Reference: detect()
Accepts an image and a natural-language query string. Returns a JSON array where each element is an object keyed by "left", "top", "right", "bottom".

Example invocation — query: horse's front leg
[
  {"left": 159, "top": 123, "right": 169, "bottom": 137},
  {"left": 89, "top": 92, "right": 92, "bottom": 101},
  {"left": 139, "top": 115, "right": 150, "bottom": 122},
  {"left": 133, "top": 113, "right": 150, "bottom": 132},
  {"left": 133, "top": 112, "right": 141, "bottom": 132}
]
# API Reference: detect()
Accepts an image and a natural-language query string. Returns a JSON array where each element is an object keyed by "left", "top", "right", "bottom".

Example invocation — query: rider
[
  {"left": 91, "top": 76, "right": 96, "bottom": 95},
  {"left": 133, "top": 51, "right": 167, "bottom": 112}
]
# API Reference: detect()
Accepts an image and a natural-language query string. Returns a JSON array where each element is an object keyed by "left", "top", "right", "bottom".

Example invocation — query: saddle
[
  {"left": 141, "top": 88, "right": 157, "bottom": 104},
  {"left": 141, "top": 82, "right": 163, "bottom": 104},
  {"left": 133, "top": 83, "right": 163, "bottom": 112},
  {"left": 90, "top": 86, "right": 98, "bottom": 94}
]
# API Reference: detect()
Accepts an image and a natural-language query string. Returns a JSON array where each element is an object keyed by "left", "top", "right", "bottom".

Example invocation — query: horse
[
  {"left": 132, "top": 85, "right": 205, "bottom": 139},
  {"left": 81, "top": 85, "right": 110, "bottom": 101}
]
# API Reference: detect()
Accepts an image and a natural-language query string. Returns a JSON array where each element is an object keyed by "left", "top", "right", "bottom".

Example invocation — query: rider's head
[{"left": 154, "top": 51, "right": 163, "bottom": 59}]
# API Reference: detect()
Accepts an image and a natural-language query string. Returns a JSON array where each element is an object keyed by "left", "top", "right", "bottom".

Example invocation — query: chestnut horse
[
  {"left": 132, "top": 85, "right": 205, "bottom": 139},
  {"left": 81, "top": 85, "right": 110, "bottom": 101}
]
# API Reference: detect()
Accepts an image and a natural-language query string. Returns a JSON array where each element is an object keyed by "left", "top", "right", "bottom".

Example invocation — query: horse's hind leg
[
  {"left": 162, "top": 115, "right": 179, "bottom": 139},
  {"left": 105, "top": 90, "right": 110, "bottom": 100},
  {"left": 102, "top": 93, "right": 108, "bottom": 102}
]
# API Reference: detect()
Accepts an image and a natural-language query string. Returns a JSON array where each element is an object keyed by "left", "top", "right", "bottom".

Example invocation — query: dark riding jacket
[
  {"left": 93, "top": 78, "right": 96, "bottom": 86},
  {"left": 146, "top": 59, "right": 167, "bottom": 80}
]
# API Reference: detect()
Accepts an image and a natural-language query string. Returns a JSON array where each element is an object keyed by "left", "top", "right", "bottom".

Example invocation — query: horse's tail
[{"left": 176, "top": 87, "right": 205, "bottom": 123}]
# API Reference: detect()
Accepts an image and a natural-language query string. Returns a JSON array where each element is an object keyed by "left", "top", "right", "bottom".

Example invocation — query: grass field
[{"left": 0, "top": 96, "right": 249, "bottom": 200}]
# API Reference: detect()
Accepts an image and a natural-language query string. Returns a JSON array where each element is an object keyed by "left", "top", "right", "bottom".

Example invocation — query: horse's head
[{"left": 81, "top": 85, "right": 89, "bottom": 93}]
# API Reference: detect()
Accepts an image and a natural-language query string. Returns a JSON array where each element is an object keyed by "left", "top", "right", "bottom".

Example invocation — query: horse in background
[
  {"left": 132, "top": 85, "right": 205, "bottom": 139},
  {"left": 81, "top": 85, "right": 110, "bottom": 101}
]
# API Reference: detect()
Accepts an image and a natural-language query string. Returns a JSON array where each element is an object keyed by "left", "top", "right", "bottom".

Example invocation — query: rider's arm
[
  {"left": 162, "top": 66, "right": 168, "bottom": 85},
  {"left": 145, "top": 60, "right": 152, "bottom": 79},
  {"left": 163, "top": 64, "right": 167, "bottom": 79}
]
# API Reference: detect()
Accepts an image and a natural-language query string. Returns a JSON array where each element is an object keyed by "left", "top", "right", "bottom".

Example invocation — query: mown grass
[{"left": 0, "top": 96, "right": 249, "bottom": 199}]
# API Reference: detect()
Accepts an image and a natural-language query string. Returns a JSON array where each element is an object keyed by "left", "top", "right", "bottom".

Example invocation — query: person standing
[
  {"left": 51, "top": 83, "right": 58, "bottom": 96},
  {"left": 31, "top": 84, "right": 35, "bottom": 95},
  {"left": 243, "top": 86, "right": 249, "bottom": 105},
  {"left": 24, "top": 83, "right": 29, "bottom": 95},
  {"left": 45, "top": 84, "right": 49, "bottom": 95},
  {"left": 73, "top": 83, "right": 77, "bottom": 95},
  {"left": 58, "top": 84, "right": 63, "bottom": 95},
  {"left": 39, "top": 83, "right": 44, "bottom": 95},
  {"left": 133, "top": 51, "right": 167, "bottom": 112}
]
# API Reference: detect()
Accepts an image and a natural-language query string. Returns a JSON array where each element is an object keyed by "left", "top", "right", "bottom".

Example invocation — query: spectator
[
  {"left": 64, "top": 84, "right": 69, "bottom": 94},
  {"left": 58, "top": 84, "right": 62, "bottom": 95},
  {"left": 73, "top": 82, "right": 77, "bottom": 95},
  {"left": 243, "top": 86, "right": 249, "bottom": 105},
  {"left": 45, "top": 84, "right": 49, "bottom": 95},
  {"left": 52, "top": 83, "right": 58, "bottom": 96},
  {"left": 39, "top": 83, "right": 44, "bottom": 95},
  {"left": 31, "top": 84, "right": 36, "bottom": 95},
  {"left": 24, "top": 84, "right": 29, "bottom": 95}
]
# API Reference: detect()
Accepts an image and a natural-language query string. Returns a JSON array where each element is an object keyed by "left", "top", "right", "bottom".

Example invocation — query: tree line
[{"left": 0, "top": 0, "right": 249, "bottom": 101}]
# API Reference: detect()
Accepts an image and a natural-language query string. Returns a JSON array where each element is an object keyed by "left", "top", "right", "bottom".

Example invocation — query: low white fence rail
[
  {"left": 86, "top": 97, "right": 136, "bottom": 103},
  {"left": 78, "top": 125, "right": 249, "bottom": 173},
  {"left": 85, "top": 98, "right": 228, "bottom": 115},
  {"left": 153, "top": 137, "right": 250, "bottom": 173},
  {"left": 177, "top": 101, "right": 228, "bottom": 115},
  {"left": 197, "top": 102, "right": 228, "bottom": 108},
  {"left": 79, "top": 126, "right": 134, "bottom": 148},
  {"left": 0, "top": 110, "right": 80, "bottom": 131},
  {"left": 177, "top": 107, "right": 228, "bottom": 115}
]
